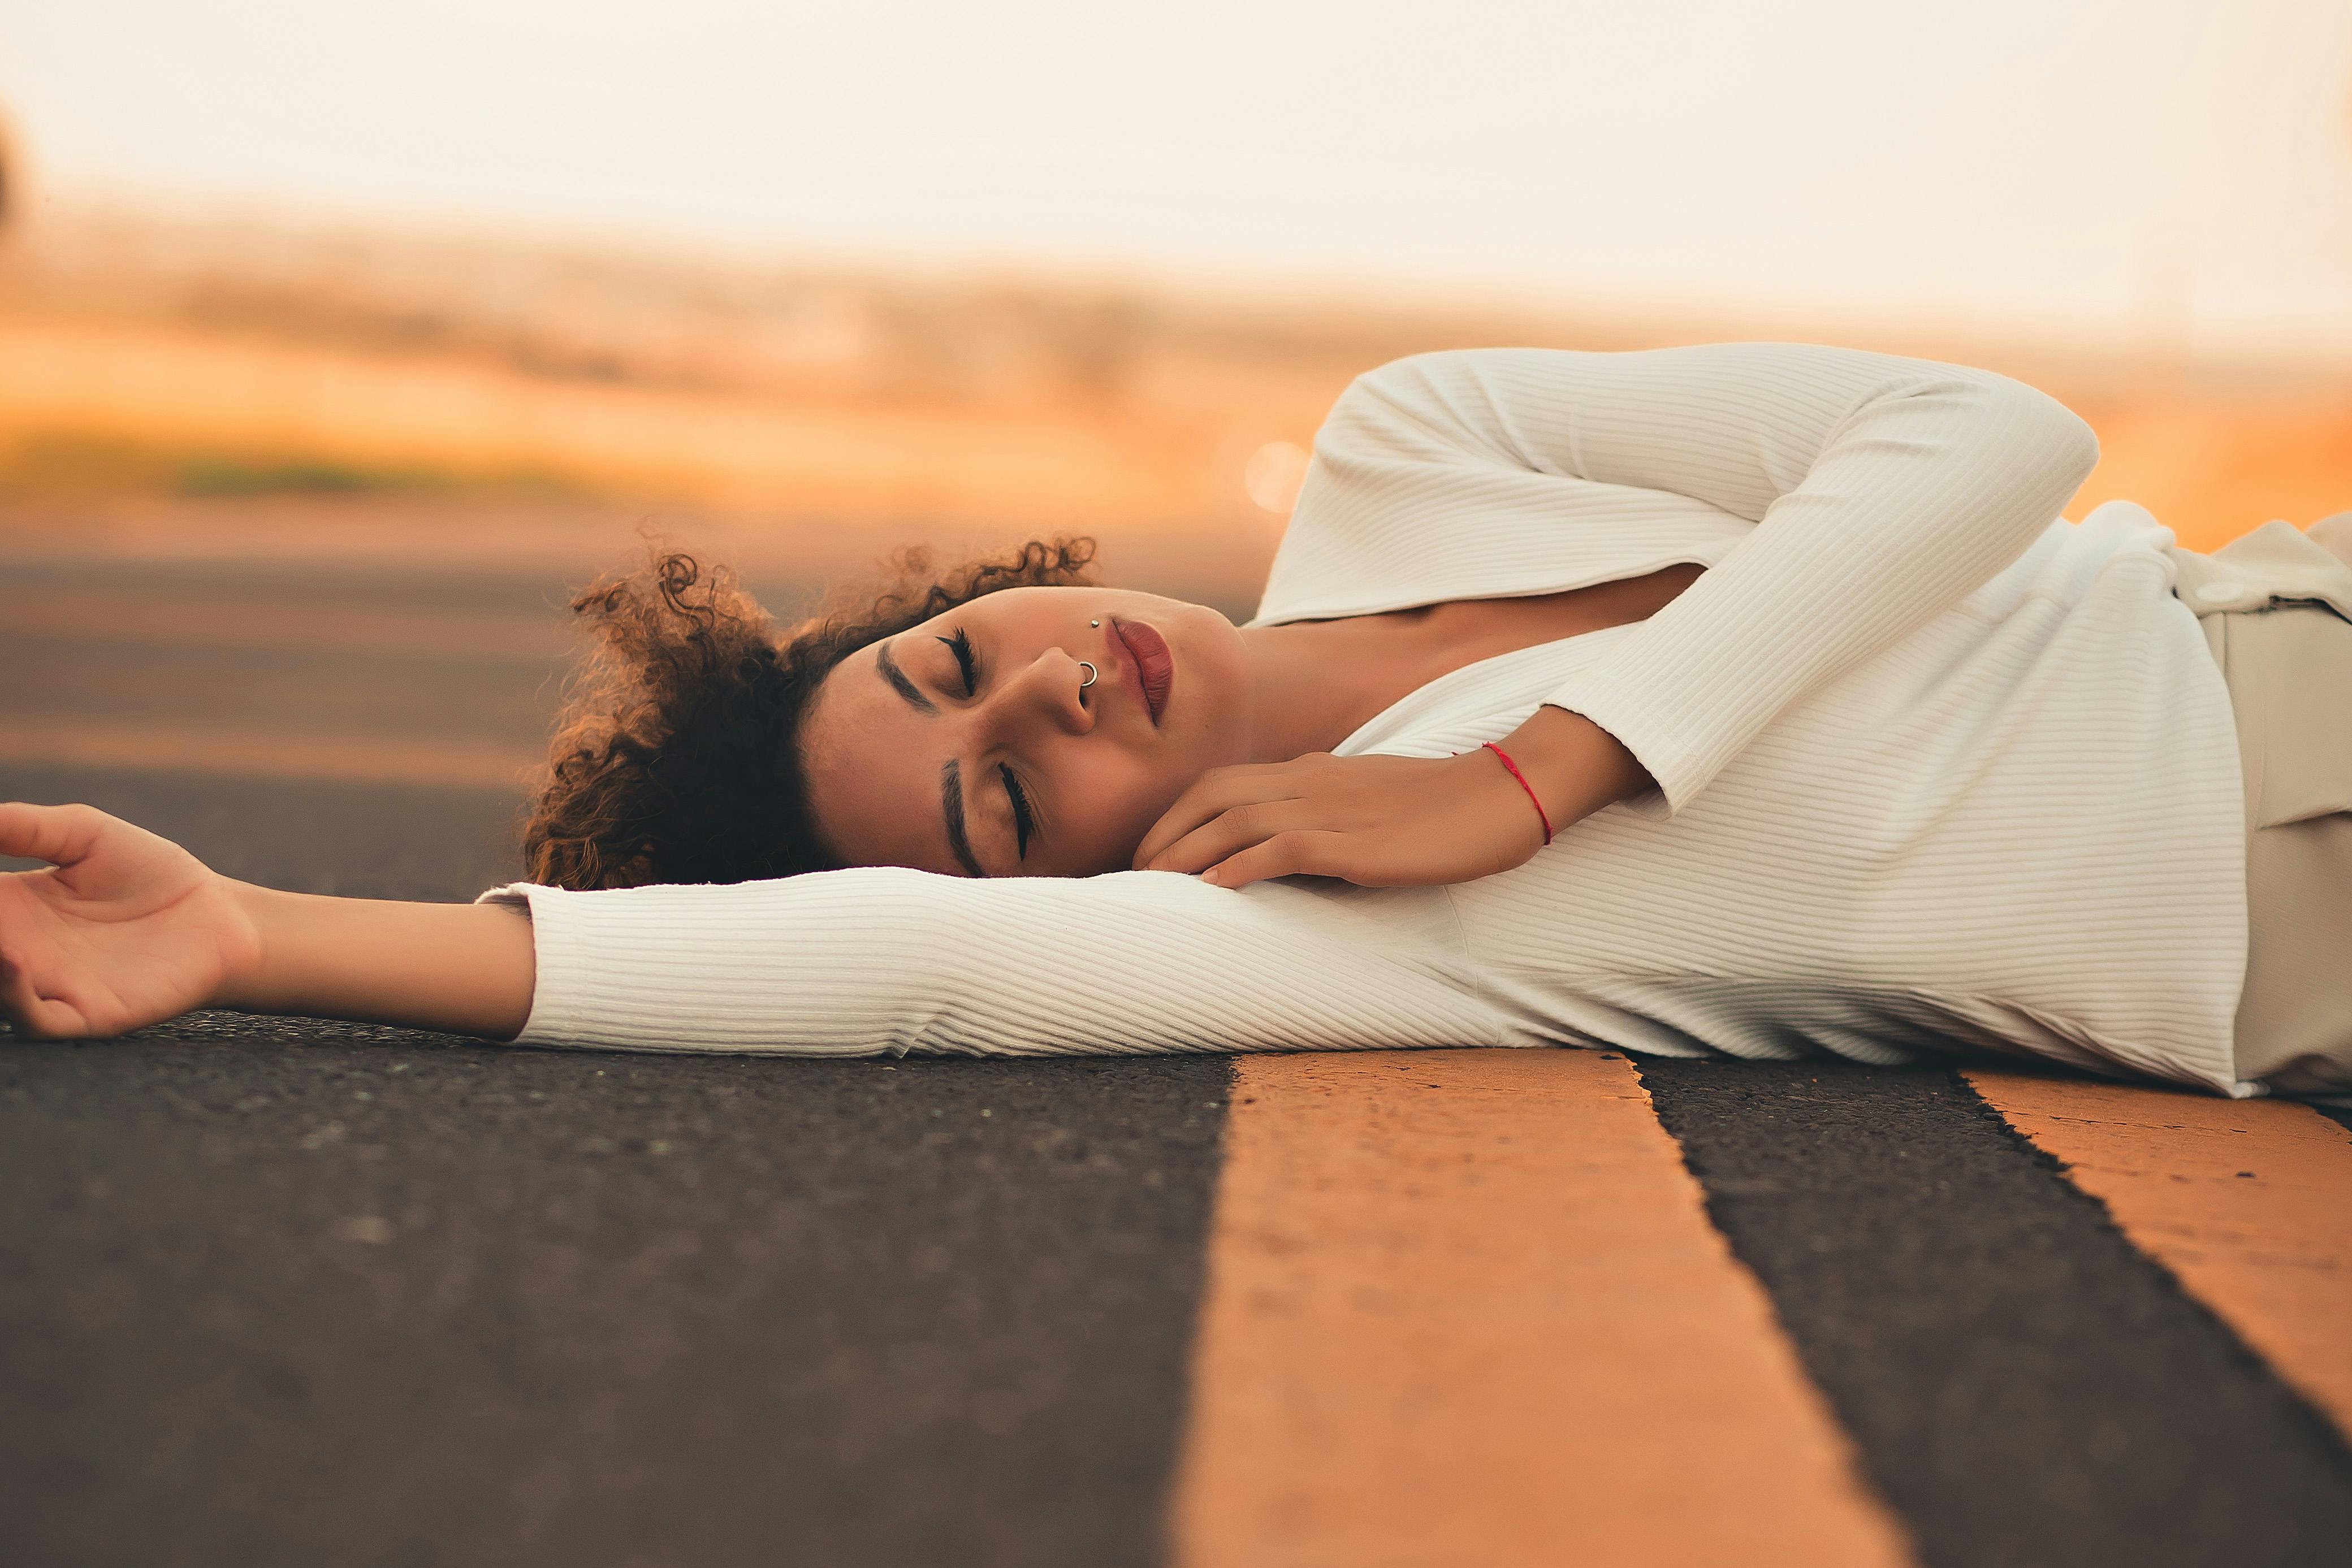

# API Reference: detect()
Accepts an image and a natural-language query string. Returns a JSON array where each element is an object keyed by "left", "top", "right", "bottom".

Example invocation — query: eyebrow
[
  {"left": 939, "top": 760, "right": 986, "bottom": 878},
  {"left": 876, "top": 639, "right": 936, "bottom": 715}
]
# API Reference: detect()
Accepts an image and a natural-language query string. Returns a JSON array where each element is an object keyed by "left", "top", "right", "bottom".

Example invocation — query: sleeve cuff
[{"left": 472, "top": 882, "right": 563, "bottom": 1045}]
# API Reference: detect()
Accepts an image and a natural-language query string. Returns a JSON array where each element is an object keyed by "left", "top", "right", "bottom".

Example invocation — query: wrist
[
  {"left": 1473, "top": 741, "right": 1555, "bottom": 845},
  {"left": 212, "top": 880, "right": 287, "bottom": 1011},
  {"left": 1502, "top": 707, "right": 1651, "bottom": 830}
]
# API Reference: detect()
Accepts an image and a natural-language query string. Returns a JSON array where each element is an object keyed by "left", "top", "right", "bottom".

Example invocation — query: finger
[
  {"left": 0, "top": 950, "right": 93, "bottom": 1040},
  {"left": 1147, "top": 800, "right": 1325, "bottom": 876},
  {"left": 1132, "top": 766, "right": 1296, "bottom": 870},
  {"left": 1134, "top": 770, "right": 1310, "bottom": 871},
  {"left": 0, "top": 802, "right": 109, "bottom": 870},
  {"left": 1202, "top": 830, "right": 1346, "bottom": 890}
]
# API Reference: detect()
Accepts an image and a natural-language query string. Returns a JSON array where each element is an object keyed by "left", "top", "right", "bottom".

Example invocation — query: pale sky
[{"left": 3, "top": 0, "right": 2349, "bottom": 362}]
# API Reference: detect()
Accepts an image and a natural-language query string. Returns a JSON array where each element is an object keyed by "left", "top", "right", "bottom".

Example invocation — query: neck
[{"left": 1234, "top": 618, "right": 1404, "bottom": 762}]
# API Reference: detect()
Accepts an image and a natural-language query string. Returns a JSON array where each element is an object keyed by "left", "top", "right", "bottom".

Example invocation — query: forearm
[
  {"left": 1502, "top": 704, "right": 1654, "bottom": 835},
  {"left": 214, "top": 882, "right": 535, "bottom": 1040}
]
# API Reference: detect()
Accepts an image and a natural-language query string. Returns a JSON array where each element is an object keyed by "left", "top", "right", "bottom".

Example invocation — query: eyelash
[
  {"left": 939, "top": 628, "right": 979, "bottom": 696},
  {"left": 938, "top": 626, "right": 1036, "bottom": 860},
  {"left": 1001, "top": 764, "right": 1035, "bottom": 859}
]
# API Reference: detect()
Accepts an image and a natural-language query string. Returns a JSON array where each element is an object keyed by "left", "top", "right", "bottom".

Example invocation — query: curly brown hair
[{"left": 522, "top": 535, "right": 1099, "bottom": 889}]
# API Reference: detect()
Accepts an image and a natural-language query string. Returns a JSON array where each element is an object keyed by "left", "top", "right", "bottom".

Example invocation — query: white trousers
[{"left": 2170, "top": 514, "right": 2352, "bottom": 1097}]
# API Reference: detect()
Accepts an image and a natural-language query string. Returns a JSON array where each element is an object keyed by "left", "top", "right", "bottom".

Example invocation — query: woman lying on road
[{"left": 5, "top": 343, "right": 2350, "bottom": 1098}]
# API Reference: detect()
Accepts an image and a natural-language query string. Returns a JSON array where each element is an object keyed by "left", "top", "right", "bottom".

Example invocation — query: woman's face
[{"left": 798, "top": 586, "right": 1253, "bottom": 877}]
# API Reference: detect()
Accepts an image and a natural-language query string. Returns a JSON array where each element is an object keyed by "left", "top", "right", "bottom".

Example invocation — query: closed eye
[
  {"left": 1001, "top": 764, "right": 1034, "bottom": 859},
  {"left": 937, "top": 628, "right": 979, "bottom": 696}
]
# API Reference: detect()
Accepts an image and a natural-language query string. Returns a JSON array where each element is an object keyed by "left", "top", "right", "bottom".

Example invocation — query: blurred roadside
[
  {"left": 2, "top": 196, "right": 2346, "bottom": 798},
  {"left": 5, "top": 201, "right": 2347, "bottom": 594}
]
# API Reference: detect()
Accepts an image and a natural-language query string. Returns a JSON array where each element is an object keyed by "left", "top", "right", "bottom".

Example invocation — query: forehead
[
  {"left": 814, "top": 635, "right": 921, "bottom": 735},
  {"left": 801, "top": 636, "right": 949, "bottom": 870}
]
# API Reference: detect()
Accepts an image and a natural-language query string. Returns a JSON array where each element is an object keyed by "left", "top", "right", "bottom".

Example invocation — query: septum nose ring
[{"left": 1076, "top": 661, "right": 1099, "bottom": 691}]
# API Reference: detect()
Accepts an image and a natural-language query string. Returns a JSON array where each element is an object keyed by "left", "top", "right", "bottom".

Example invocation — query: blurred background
[{"left": 1, "top": 0, "right": 2348, "bottom": 804}]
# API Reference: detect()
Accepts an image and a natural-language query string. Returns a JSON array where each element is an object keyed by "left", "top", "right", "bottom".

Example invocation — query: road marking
[
  {"left": 1171, "top": 1050, "right": 1913, "bottom": 1568},
  {"left": 1966, "top": 1069, "right": 2352, "bottom": 1441},
  {"left": 0, "top": 721, "right": 541, "bottom": 792}
]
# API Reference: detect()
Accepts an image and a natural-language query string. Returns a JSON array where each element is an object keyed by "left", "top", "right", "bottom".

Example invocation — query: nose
[{"left": 989, "top": 648, "right": 1097, "bottom": 737}]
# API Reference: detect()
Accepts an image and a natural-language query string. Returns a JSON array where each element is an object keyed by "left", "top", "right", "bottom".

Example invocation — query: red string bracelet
[{"left": 1480, "top": 740, "right": 1554, "bottom": 846}]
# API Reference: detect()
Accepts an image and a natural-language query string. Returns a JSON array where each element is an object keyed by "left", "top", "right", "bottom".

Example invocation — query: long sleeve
[
  {"left": 477, "top": 869, "right": 1496, "bottom": 1055},
  {"left": 1272, "top": 343, "right": 2102, "bottom": 815}
]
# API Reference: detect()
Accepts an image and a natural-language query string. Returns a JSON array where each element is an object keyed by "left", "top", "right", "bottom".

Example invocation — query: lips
[{"left": 1110, "top": 618, "right": 1174, "bottom": 726}]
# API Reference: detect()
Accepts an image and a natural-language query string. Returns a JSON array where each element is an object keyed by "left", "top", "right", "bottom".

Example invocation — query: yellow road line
[
  {"left": 1966, "top": 1069, "right": 2352, "bottom": 1441},
  {"left": 1173, "top": 1050, "right": 1913, "bottom": 1568},
  {"left": 0, "top": 721, "right": 541, "bottom": 793}
]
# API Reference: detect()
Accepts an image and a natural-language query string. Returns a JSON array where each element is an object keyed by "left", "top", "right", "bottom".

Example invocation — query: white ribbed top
[{"left": 482, "top": 343, "right": 2253, "bottom": 1094}]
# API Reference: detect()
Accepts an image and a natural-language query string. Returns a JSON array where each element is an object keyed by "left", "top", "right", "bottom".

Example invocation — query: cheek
[{"left": 1061, "top": 751, "right": 1187, "bottom": 864}]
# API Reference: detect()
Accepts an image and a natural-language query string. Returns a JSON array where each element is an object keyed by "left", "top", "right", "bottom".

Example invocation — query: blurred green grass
[{"left": 0, "top": 431, "right": 573, "bottom": 500}]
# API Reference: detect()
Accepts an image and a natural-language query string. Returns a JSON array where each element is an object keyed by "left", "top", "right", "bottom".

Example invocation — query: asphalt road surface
[{"left": 3, "top": 540, "right": 2349, "bottom": 1567}]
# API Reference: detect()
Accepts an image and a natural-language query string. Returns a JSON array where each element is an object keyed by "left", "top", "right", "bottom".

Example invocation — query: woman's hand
[
  {"left": 1131, "top": 707, "right": 1653, "bottom": 890},
  {"left": 0, "top": 802, "right": 261, "bottom": 1039},
  {"left": 1, "top": 802, "right": 536, "bottom": 1042}
]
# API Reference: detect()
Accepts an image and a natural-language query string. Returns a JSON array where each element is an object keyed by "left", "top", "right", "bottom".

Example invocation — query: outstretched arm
[
  {"left": 0, "top": 802, "right": 533, "bottom": 1041},
  {"left": 3, "top": 801, "right": 1498, "bottom": 1056}
]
